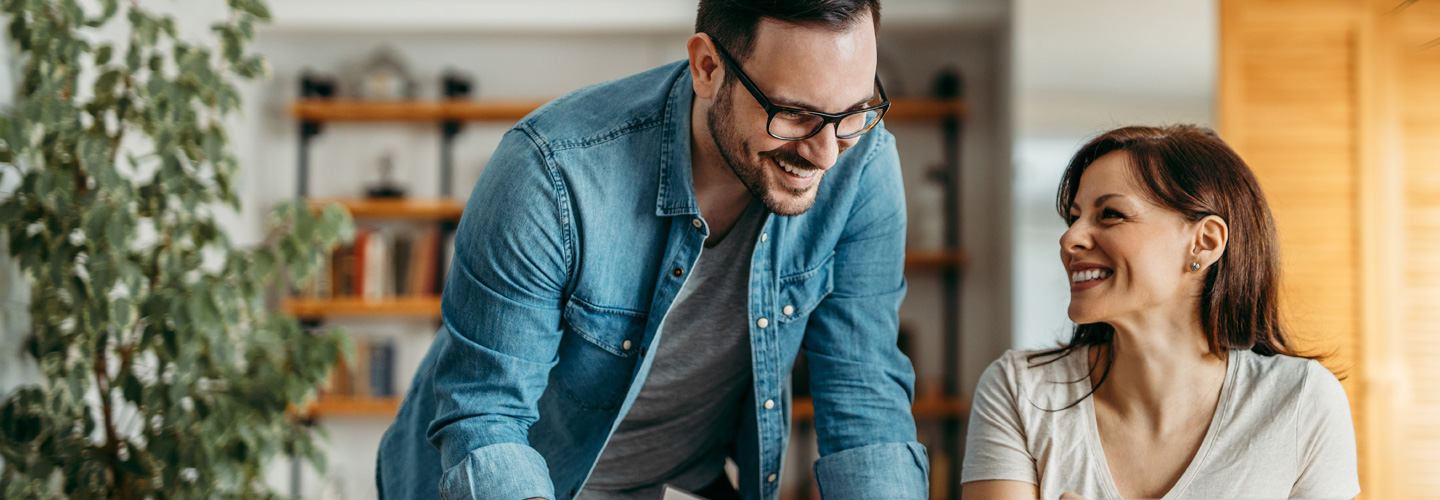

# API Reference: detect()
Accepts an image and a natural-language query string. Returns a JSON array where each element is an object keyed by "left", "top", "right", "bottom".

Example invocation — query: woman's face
[{"left": 1060, "top": 152, "right": 1197, "bottom": 326}]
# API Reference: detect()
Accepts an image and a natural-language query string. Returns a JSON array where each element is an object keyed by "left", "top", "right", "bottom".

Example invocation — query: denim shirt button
[
  {"left": 692, "top": 218, "right": 702, "bottom": 228},
  {"left": 782, "top": 305, "right": 794, "bottom": 316},
  {"left": 756, "top": 317, "right": 768, "bottom": 329},
  {"left": 767, "top": 473, "right": 778, "bottom": 483},
  {"left": 764, "top": 399, "right": 775, "bottom": 410},
  {"left": 622, "top": 340, "right": 632, "bottom": 350},
  {"left": 671, "top": 266, "right": 684, "bottom": 277},
  {"left": 760, "top": 232, "right": 768, "bottom": 243}
]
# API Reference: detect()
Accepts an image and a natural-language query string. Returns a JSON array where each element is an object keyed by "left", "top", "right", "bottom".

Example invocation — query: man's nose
[{"left": 795, "top": 124, "right": 841, "bottom": 170}]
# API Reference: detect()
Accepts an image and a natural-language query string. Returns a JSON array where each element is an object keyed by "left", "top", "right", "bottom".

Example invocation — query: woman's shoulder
[
  {"left": 982, "top": 348, "right": 1085, "bottom": 379},
  {"left": 977, "top": 348, "right": 1094, "bottom": 406},
  {"left": 1232, "top": 350, "right": 1343, "bottom": 394}
]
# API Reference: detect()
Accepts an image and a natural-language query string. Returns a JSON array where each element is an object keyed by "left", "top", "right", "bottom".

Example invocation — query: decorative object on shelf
[
  {"left": 301, "top": 70, "right": 338, "bottom": 99},
  {"left": 355, "top": 44, "right": 416, "bottom": 100},
  {"left": 366, "top": 154, "right": 408, "bottom": 198},
  {"left": 443, "top": 68, "right": 474, "bottom": 99},
  {"left": 0, "top": 1, "right": 355, "bottom": 498}
]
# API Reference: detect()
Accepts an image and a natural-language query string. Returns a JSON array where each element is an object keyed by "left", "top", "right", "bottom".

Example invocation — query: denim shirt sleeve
[
  {"left": 426, "top": 126, "right": 570, "bottom": 500},
  {"left": 804, "top": 131, "right": 929, "bottom": 498}
]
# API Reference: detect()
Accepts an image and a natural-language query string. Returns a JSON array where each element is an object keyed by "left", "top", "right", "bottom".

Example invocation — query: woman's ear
[
  {"left": 687, "top": 33, "right": 724, "bottom": 100},
  {"left": 1190, "top": 214, "right": 1229, "bottom": 271}
]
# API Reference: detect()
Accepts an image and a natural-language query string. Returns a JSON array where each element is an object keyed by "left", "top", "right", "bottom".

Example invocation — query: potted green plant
[{"left": 0, "top": 0, "right": 352, "bottom": 497}]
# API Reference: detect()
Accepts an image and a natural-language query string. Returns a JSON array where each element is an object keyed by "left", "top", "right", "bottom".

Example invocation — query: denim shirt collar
[{"left": 655, "top": 66, "right": 700, "bottom": 217}]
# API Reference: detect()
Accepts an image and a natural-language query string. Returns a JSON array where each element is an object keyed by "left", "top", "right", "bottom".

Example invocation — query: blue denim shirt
[{"left": 377, "top": 61, "right": 928, "bottom": 500}]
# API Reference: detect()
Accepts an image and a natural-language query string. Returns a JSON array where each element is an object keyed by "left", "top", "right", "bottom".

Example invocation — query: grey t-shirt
[
  {"left": 579, "top": 202, "right": 766, "bottom": 499},
  {"left": 962, "top": 348, "right": 1361, "bottom": 499}
]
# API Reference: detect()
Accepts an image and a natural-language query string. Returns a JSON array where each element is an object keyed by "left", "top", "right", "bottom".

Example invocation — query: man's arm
[
  {"left": 805, "top": 130, "right": 929, "bottom": 499},
  {"left": 426, "top": 126, "right": 571, "bottom": 500}
]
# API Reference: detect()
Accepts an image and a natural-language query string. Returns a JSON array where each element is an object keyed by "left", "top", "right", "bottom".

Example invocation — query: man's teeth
[
  {"left": 1070, "top": 269, "right": 1113, "bottom": 283},
  {"left": 779, "top": 159, "right": 817, "bottom": 178}
]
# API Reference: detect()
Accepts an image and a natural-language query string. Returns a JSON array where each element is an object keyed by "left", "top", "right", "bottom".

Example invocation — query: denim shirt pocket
[
  {"left": 776, "top": 252, "right": 835, "bottom": 325},
  {"left": 552, "top": 297, "right": 647, "bottom": 410}
]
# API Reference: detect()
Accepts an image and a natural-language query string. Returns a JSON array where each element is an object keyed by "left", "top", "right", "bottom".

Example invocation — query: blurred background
[{"left": 1, "top": 0, "right": 1436, "bottom": 498}]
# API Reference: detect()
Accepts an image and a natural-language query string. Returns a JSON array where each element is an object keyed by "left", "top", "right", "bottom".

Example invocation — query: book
[
  {"left": 363, "top": 230, "right": 390, "bottom": 300},
  {"left": 408, "top": 226, "right": 439, "bottom": 296},
  {"left": 352, "top": 228, "right": 371, "bottom": 298},
  {"left": 368, "top": 340, "right": 396, "bottom": 397},
  {"left": 351, "top": 336, "right": 371, "bottom": 398},
  {"left": 393, "top": 233, "right": 412, "bottom": 296}
]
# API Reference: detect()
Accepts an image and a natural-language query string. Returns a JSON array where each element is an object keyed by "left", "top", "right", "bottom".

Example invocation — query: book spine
[{"left": 368, "top": 340, "right": 395, "bottom": 398}]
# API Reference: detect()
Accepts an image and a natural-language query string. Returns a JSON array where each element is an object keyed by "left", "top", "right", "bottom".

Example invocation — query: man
[{"left": 377, "top": 1, "right": 927, "bottom": 499}]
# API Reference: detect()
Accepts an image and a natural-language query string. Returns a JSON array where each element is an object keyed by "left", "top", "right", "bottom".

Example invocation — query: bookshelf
[
  {"left": 302, "top": 395, "right": 969, "bottom": 420},
  {"left": 289, "top": 97, "right": 966, "bottom": 123},
  {"left": 291, "top": 77, "right": 972, "bottom": 499}
]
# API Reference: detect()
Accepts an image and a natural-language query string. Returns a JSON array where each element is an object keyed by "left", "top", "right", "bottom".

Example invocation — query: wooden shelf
[
  {"left": 304, "top": 396, "right": 402, "bottom": 418},
  {"left": 291, "top": 99, "right": 547, "bottom": 122},
  {"left": 904, "top": 249, "right": 968, "bottom": 271},
  {"left": 284, "top": 296, "right": 442, "bottom": 319},
  {"left": 781, "top": 396, "right": 970, "bottom": 421},
  {"left": 301, "top": 395, "right": 968, "bottom": 420},
  {"left": 309, "top": 198, "right": 464, "bottom": 220},
  {"left": 290, "top": 97, "right": 965, "bottom": 123},
  {"left": 887, "top": 98, "right": 967, "bottom": 120}
]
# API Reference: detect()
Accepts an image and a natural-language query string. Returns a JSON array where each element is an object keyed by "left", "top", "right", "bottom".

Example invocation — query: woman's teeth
[
  {"left": 779, "top": 159, "right": 817, "bottom": 178},
  {"left": 1070, "top": 268, "right": 1113, "bottom": 283}
]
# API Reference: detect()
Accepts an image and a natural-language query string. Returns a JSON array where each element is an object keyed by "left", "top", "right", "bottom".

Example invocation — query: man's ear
[
  {"left": 687, "top": 33, "right": 724, "bottom": 100},
  {"left": 1190, "top": 214, "right": 1229, "bottom": 271}
]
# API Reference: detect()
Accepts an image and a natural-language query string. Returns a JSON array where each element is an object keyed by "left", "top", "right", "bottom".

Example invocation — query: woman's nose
[{"left": 1059, "top": 223, "right": 1092, "bottom": 255}]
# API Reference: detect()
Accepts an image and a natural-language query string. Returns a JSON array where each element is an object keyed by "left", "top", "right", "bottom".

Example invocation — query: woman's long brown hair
[{"left": 1031, "top": 125, "right": 1316, "bottom": 410}]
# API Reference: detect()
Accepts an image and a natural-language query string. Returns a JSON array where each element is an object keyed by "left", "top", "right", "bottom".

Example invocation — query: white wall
[{"left": 1010, "top": 0, "right": 1216, "bottom": 351}]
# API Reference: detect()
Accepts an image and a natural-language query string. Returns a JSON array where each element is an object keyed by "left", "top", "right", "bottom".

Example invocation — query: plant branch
[{"left": 94, "top": 345, "right": 130, "bottom": 499}]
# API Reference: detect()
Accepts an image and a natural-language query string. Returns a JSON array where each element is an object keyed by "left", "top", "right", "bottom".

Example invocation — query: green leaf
[
  {"left": 121, "top": 372, "right": 143, "bottom": 404},
  {"left": 236, "top": 0, "right": 272, "bottom": 21}
]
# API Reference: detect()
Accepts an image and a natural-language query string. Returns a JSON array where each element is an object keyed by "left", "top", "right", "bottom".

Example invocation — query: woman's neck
[{"left": 1090, "top": 318, "right": 1228, "bottom": 434}]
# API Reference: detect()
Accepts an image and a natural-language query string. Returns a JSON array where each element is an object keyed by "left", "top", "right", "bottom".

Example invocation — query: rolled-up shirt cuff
[
  {"left": 814, "top": 441, "right": 929, "bottom": 500},
  {"left": 441, "top": 442, "right": 555, "bottom": 500}
]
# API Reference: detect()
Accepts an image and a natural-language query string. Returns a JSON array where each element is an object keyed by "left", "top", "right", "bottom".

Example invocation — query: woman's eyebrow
[{"left": 1069, "top": 193, "right": 1125, "bottom": 211}]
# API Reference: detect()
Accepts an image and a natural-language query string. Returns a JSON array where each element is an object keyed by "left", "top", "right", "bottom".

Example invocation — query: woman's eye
[{"left": 1102, "top": 208, "right": 1125, "bottom": 220}]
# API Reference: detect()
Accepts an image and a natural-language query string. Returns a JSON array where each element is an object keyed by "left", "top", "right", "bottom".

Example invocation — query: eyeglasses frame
[{"left": 709, "top": 38, "right": 891, "bottom": 141}]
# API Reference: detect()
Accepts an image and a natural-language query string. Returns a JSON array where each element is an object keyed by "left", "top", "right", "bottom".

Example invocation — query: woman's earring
[{"left": 1190, "top": 262, "right": 1201, "bottom": 271}]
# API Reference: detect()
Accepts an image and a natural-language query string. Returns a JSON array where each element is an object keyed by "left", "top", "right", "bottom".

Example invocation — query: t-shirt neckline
[{"left": 1078, "top": 348, "right": 1240, "bottom": 499}]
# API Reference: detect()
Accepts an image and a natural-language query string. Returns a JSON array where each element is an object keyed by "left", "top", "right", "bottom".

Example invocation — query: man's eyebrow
[
  {"left": 1068, "top": 193, "right": 1125, "bottom": 211},
  {"left": 771, "top": 91, "right": 878, "bottom": 113}
]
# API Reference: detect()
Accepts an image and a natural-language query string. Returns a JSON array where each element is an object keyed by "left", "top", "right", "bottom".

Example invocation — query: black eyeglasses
[{"left": 711, "top": 40, "right": 890, "bottom": 141}]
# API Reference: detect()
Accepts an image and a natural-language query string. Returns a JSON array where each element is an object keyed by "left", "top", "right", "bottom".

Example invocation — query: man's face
[{"left": 708, "top": 16, "right": 879, "bottom": 216}]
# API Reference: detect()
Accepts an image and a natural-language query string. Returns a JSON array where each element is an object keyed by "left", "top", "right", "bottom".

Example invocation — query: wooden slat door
[{"left": 1220, "top": 0, "right": 1440, "bottom": 498}]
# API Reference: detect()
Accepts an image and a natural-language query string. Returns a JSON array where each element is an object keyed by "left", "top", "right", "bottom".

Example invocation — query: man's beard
[{"left": 707, "top": 86, "right": 820, "bottom": 217}]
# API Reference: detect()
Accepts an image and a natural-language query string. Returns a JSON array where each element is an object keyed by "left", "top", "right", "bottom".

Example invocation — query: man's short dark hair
[{"left": 696, "top": 0, "right": 881, "bottom": 64}]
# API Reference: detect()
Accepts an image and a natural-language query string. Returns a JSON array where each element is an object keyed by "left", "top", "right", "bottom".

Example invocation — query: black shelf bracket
[{"left": 933, "top": 67, "right": 965, "bottom": 500}]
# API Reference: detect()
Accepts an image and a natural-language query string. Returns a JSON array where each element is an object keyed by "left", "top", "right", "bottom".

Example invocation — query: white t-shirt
[{"left": 962, "top": 348, "right": 1360, "bottom": 499}]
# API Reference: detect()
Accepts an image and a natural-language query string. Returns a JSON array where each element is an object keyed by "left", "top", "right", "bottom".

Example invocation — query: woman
[{"left": 962, "top": 125, "right": 1359, "bottom": 499}]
